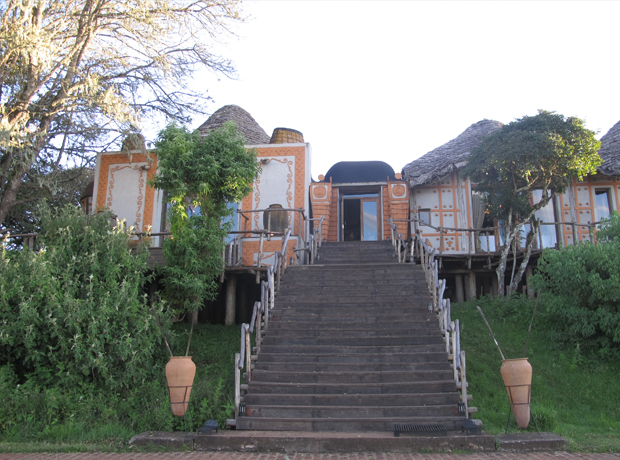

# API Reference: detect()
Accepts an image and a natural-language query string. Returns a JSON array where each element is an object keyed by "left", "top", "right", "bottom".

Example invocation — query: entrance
[{"left": 341, "top": 193, "right": 381, "bottom": 241}]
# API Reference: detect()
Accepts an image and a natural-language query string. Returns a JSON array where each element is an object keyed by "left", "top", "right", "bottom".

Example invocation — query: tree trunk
[
  {"left": 510, "top": 219, "right": 538, "bottom": 295},
  {"left": 496, "top": 216, "right": 522, "bottom": 298},
  {"left": 0, "top": 165, "right": 29, "bottom": 225}
]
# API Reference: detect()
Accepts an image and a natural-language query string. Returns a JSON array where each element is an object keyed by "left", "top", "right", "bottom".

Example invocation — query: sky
[{"left": 180, "top": 1, "right": 620, "bottom": 180}]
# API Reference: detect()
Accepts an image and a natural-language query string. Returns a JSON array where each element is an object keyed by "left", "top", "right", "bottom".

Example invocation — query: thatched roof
[
  {"left": 402, "top": 119, "right": 503, "bottom": 187},
  {"left": 598, "top": 120, "right": 620, "bottom": 176},
  {"left": 197, "top": 105, "right": 270, "bottom": 145}
]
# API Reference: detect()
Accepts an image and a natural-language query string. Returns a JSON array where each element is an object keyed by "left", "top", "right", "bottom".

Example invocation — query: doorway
[{"left": 341, "top": 192, "right": 381, "bottom": 241}]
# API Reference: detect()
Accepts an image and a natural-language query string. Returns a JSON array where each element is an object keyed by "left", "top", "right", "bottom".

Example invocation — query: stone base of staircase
[{"left": 130, "top": 430, "right": 497, "bottom": 453}]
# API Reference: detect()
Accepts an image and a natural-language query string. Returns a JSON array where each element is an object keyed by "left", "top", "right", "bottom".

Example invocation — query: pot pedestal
[
  {"left": 500, "top": 358, "right": 532, "bottom": 429},
  {"left": 165, "top": 356, "right": 196, "bottom": 417}
]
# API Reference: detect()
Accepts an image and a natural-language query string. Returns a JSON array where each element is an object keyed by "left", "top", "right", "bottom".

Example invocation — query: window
[
  {"left": 418, "top": 209, "right": 431, "bottom": 227},
  {"left": 594, "top": 189, "right": 612, "bottom": 223}
]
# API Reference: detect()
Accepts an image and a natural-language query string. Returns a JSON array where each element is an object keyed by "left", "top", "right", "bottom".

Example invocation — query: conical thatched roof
[
  {"left": 598, "top": 120, "right": 620, "bottom": 176},
  {"left": 402, "top": 119, "right": 503, "bottom": 187},
  {"left": 197, "top": 105, "right": 270, "bottom": 145}
]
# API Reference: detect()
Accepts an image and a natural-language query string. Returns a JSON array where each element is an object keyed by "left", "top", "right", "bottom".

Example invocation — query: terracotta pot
[
  {"left": 500, "top": 358, "right": 532, "bottom": 429},
  {"left": 165, "top": 356, "right": 196, "bottom": 417},
  {"left": 263, "top": 204, "right": 288, "bottom": 234}
]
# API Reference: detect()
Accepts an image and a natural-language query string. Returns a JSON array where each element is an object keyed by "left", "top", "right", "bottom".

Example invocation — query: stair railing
[
  {"left": 413, "top": 229, "right": 475, "bottom": 419},
  {"left": 230, "top": 229, "right": 289, "bottom": 426},
  {"left": 386, "top": 217, "right": 408, "bottom": 263}
]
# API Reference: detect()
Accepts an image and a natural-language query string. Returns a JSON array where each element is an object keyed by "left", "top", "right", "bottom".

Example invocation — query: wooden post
[
  {"left": 466, "top": 271, "right": 476, "bottom": 301},
  {"left": 455, "top": 275, "right": 465, "bottom": 303},
  {"left": 225, "top": 274, "right": 237, "bottom": 326},
  {"left": 245, "top": 332, "right": 251, "bottom": 381},
  {"left": 234, "top": 353, "right": 240, "bottom": 417}
]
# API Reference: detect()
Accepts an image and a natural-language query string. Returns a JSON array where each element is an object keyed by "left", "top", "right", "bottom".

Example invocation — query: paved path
[{"left": 1, "top": 452, "right": 619, "bottom": 460}]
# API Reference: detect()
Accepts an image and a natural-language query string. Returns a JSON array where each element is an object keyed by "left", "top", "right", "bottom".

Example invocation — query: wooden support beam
[
  {"left": 455, "top": 275, "right": 465, "bottom": 303},
  {"left": 225, "top": 274, "right": 237, "bottom": 326},
  {"left": 466, "top": 271, "right": 477, "bottom": 301}
]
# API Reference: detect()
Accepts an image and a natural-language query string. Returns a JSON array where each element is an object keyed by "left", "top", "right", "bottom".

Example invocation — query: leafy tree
[
  {"left": 0, "top": 0, "right": 243, "bottom": 226},
  {"left": 462, "top": 111, "right": 601, "bottom": 297},
  {"left": 150, "top": 122, "right": 259, "bottom": 353},
  {"left": 3, "top": 166, "right": 94, "bottom": 241},
  {"left": 0, "top": 206, "right": 172, "bottom": 391}
]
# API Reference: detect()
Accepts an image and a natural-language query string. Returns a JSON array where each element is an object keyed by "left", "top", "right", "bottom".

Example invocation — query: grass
[
  {"left": 3, "top": 298, "right": 620, "bottom": 453},
  {"left": 0, "top": 323, "right": 240, "bottom": 452},
  {"left": 453, "top": 295, "right": 620, "bottom": 452}
]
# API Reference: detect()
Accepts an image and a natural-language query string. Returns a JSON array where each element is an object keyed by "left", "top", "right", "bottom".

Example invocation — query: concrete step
[
  {"left": 271, "top": 312, "right": 434, "bottom": 321},
  {"left": 246, "top": 380, "right": 457, "bottom": 395},
  {"left": 266, "top": 320, "right": 437, "bottom": 330},
  {"left": 244, "top": 404, "right": 461, "bottom": 418},
  {"left": 236, "top": 416, "right": 466, "bottom": 432},
  {"left": 275, "top": 295, "right": 428, "bottom": 304},
  {"left": 250, "top": 369, "right": 454, "bottom": 384},
  {"left": 256, "top": 351, "right": 449, "bottom": 364},
  {"left": 242, "top": 392, "right": 461, "bottom": 406},
  {"left": 263, "top": 325, "right": 440, "bottom": 335},
  {"left": 258, "top": 344, "right": 446, "bottom": 355},
  {"left": 260, "top": 336, "right": 444, "bottom": 347},
  {"left": 253, "top": 361, "right": 449, "bottom": 372}
]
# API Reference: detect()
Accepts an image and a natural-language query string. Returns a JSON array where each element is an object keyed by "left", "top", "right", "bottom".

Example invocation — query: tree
[
  {"left": 3, "top": 165, "right": 94, "bottom": 241},
  {"left": 461, "top": 110, "right": 601, "bottom": 297},
  {"left": 0, "top": 206, "right": 172, "bottom": 391},
  {"left": 0, "top": 0, "right": 243, "bottom": 226},
  {"left": 150, "top": 121, "right": 259, "bottom": 354}
]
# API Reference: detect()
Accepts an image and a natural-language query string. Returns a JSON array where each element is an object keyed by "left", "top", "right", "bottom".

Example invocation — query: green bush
[
  {"left": 597, "top": 211, "right": 620, "bottom": 243},
  {"left": 533, "top": 239, "right": 620, "bottom": 360},
  {"left": 0, "top": 206, "right": 173, "bottom": 392},
  {"left": 0, "top": 207, "right": 240, "bottom": 443}
]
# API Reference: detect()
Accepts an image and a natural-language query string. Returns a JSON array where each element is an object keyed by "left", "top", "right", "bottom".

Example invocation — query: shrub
[
  {"left": 0, "top": 206, "right": 173, "bottom": 392},
  {"left": 597, "top": 211, "right": 620, "bottom": 243},
  {"left": 533, "top": 239, "right": 620, "bottom": 360}
]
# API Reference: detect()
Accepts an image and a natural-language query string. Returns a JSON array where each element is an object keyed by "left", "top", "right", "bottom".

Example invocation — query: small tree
[
  {"left": 462, "top": 111, "right": 601, "bottom": 297},
  {"left": 151, "top": 122, "right": 259, "bottom": 354}
]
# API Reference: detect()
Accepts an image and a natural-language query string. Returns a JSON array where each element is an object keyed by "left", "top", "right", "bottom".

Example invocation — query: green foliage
[
  {"left": 597, "top": 211, "right": 620, "bottom": 242},
  {"left": 151, "top": 122, "right": 260, "bottom": 323},
  {"left": 0, "top": 206, "right": 172, "bottom": 391},
  {"left": 453, "top": 296, "right": 620, "bottom": 451},
  {"left": 462, "top": 110, "right": 601, "bottom": 222},
  {"left": 0, "top": 323, "right": 239, "bottom": 445},
  {"left": 3, "top": 166, "right": 95, "bottom": 240},
  {"left": 461, "top": 110, "right": 601, "bottom": 297},
  {"left": 532, "top": 240, "right": 620, "bottom": 360}
]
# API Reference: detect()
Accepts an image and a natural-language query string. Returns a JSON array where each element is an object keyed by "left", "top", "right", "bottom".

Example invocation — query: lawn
[
  {"left": 0, "top": 323, "right": 240, "bottom": 452},
  {"left": 453, "top": 295, "right": 620, "bottom": 452},
  {"left": 2, "top": 297, "right": 619, "bottom": 453}
]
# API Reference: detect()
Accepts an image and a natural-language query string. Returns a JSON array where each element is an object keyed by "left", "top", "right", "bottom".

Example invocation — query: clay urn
[
  {"left": 500, "top": 357, "right": 532, "bottom": 428},
  {"left": 165, "top": 356, "right": 196, "bottom": 416},
  {"left": 263, "top": 204, "right": 288, "bottom": 234}
]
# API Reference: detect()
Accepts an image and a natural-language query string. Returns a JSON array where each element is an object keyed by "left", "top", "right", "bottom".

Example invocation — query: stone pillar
[
  {"left": 455, "top": 275, "right": 465, "bottom": 303},
  {"left": 225, "top": 274, "right": 237, "bottom": 326},
  {"left": 466, "top": 271, "right": 477, "bottom": 301}
]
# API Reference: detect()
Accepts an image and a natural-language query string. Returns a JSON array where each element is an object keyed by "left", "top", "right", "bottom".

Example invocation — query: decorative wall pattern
[
  {"left": 96, "top": 153, "right": 158, "bottom": 231},
  {"left": 241, "top": 146, "right": 306, "bottom": 235}
]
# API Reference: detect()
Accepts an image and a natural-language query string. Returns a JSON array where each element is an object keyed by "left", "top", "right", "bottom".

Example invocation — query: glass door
[
  {"left": 341, "top": 192, "right": 381, "bottom": 241},
  {"left": 361, "top": 198, "right": 379, "bottom": 241}
]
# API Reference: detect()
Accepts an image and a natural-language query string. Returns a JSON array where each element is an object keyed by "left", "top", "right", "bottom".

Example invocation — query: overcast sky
[{"left": 179, "top": 1, "right": 620, "bottom": 180}]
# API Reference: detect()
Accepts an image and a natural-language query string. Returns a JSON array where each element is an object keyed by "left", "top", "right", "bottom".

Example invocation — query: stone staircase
[{"left": 236, "top": 240, "right": 466, "bottom": 432}]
